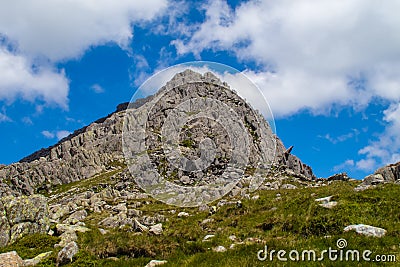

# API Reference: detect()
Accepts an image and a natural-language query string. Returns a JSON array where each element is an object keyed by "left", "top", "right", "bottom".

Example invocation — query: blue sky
[{"left": 0, "top": 0, "right": 399, "bottom": 179}]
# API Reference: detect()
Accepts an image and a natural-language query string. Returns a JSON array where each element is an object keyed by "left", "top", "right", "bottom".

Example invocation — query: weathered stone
[
  {"left": 344, "top": 224, "right": 386, "bottom": 237},
  {"left": 281, "top": 184, "right": 297, "bottom": 190},
  {"left": 213, "top": 245, "right": 227, "bottom": 252},
  {"left": 56, "top": 224, "right": 90, "bottom": 234},
  {"left": 112, "top": 203, "right": 127, "bottom": 214},
  {"left": 23, "top": 251, "right": 53, "bottom": 266},
  {"left": 202, "top": 234, "right": 215, "bottom": 241},
  {"left": 327, "top": 173, "right": 350, "bottom": 181},
  {"left": 127, "top": 209, "right": 142, "bottom": 217},
  {"left": 0, "top": 214, "right": 10, "bottom": 247},
  {"left": 315, "top": 196, "right": 338, "bottom": 208},
  {"left": 360, "top": 161, "right": 400, "bottom": 187},
  {"left": 0, "top": 251, "right": 24, "bottom": 267},
  {"left": 0, "top": 194, "right": 49, "bottom": 247},
  {"left": 133, "top": 218, "right": 149, "bottom": 232},
  {"left": 177, "top": 212, "right": 189, "bottom": 218},
  {"left": 57, "top": 241, "right": 79, "bottom": 266},
  {"left": 149, "top": 223, "right": 163, "bottom": 235},
  {"left": 63, "top": 209, "right": 87, "bottom": 225},
  {"left": 145, "top": 260, "right": 167, "bottom": 267},
  {"left": 56, "top": 231, "right": 78, "bottom": 248}
]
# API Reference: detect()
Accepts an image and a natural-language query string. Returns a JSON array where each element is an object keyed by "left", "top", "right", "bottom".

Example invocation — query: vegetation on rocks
[{"left": 0, "top": 178, "right": 398, "bottom": 266}]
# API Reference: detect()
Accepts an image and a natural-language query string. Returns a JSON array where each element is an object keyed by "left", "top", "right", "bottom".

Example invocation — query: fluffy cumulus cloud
[
  {"left": 173, "top": 0, "right": 400, "bottom": 171},
  {"left": 0, "top": 0, "right": 168, "bottom": 109},
  {"left": 0, "top": 47, "right": 69, "bottom": 108},
  {"left": 0, "top": 0, "right": 168, "bottom": 61},
  {"left": 42, "top": 130, "right": 71, "bottom": 140}
]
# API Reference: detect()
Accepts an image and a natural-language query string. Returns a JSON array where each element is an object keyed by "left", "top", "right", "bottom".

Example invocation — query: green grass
[
  {"left": 1, "top": 181, "right": 399, "bottom": 266},
  {"left": 0, "top": 234, "right": 60, "bottom": 260}
]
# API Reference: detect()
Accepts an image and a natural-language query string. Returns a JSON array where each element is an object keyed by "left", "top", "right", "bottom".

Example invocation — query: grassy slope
[{"left": 1, "top": 180, "right": 399, "bottom": 266}]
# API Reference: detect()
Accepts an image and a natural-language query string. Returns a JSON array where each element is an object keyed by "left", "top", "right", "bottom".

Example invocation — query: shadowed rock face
[{"left": 0, "top": 70, "right": 315, "bottom": 197}]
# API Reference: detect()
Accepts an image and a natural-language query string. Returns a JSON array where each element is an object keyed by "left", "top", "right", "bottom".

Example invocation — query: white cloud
[
  {"left": 22, "top": 117, "right": 33, "bottom": 125},
  {"left": 356, "top": 158, "right": 376, "bottom": 172},
  {"left": 333, "top": 159, "right": 354, "bottom": 172},
  {"left": 0, "top": 48, "right": 69, "bottom": 108},
  {"left": 56, "top": 130, "right": 71, "bottom": 140},
  {"left": 41, "top": 130, "right": 55, "bottom": 139},
  {"left": 357, "top": 103, "right": 400, "bottom": 171},
  {"left": 174, "top": 0, "right": 400, "bottom": 115},
  {"left": 0, "top": 0, "right": 168, "bottom": 109},
  {"left": 0, "top": 112, "right": 11, "bottom": 122},
  {"left": 41, "top": 130, "right": 71, "bottom": 140},
  {"left": 0, "top": 0, "right": 168, "bottom": 61},
  {"left": 173, "top": 0, "right": 400, "bottom": 169},
  {"left": 90, "top": 84, "right": 105, "bottom": 94},
  {"left": 320, "top": 129, "right": 359, "bottom": 145}
]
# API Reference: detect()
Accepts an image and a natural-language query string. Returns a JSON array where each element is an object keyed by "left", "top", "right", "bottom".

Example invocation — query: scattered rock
[
  {"left": 281, "top": 184, "right": 297, "bottom": 190},
  {"left": 202, "top": 234, "right": 215, "bottom": 241},
  {"left": 98, "top": 228, "right": 108, "bottom": 235},
  {"left": 56, "top": 231, "right": 77, "bottom": 248},
  {"left": 57, "top": 241, "right": 79, "bottom": 266},
  {"left": 56, "top": 224, "right": 90, "bottom": 234},
  {"left": 200, "top": 218, "right": 214, "bottom": 225},
  {"left": 127, "top": 209, "right": 142, "bottom": 217},
  {"left": 319, "top": 202, "right": 337, "bottom": 209},
  {"left": 177, "top": 212, "right": 189, "bottom": 218},
  {"left": 315, "top": 196, "right": 338, "bottom": 209},
  {"left": 112, "top": 203, "right": 127, "bottom": 214},
  {"left": 327, "top": 173, "right": 350, "bottom": 181},
  {"left": 344, "top": 224, "right": 387, "bottom": 237},
  {"left": 145, "top": 260, "right": 167, "bottom": 267},
  {"left": 134, "top": 218, "right": 149, "bottom": 232},
  {"left": 213, "top": 245, "right": 227, "bottom": 252},
  {"left": 363, "top": 173, "right": 385, "bottom": 185},
  {"left": 198, "top": 205, "right": 209, "bottom": 212},
  {"left": 63, "top": 209, "right": 87, "bottom": 225},
  {"left": 149, "top": 223, "right": 163, "bottom": 235},
  {"left": 228, "top": 235, "right": 239, "bottom": 242}
]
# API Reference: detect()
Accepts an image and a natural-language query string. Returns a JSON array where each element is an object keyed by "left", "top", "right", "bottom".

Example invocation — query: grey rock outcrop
[
  {"left": 363, "top": 161, "right": 400, "bottom": 185},
  {"left": 0, "top": 69, "right": 315, "bottom": 198},
  {"left": 356, "top": 161, "right": 400, "bottom": 191},
  {"left": 0, "top": 194, "right": 49, "bottom": 247},
  {"left": 57, "top": 241, "right": 79, "bottom": 266}
]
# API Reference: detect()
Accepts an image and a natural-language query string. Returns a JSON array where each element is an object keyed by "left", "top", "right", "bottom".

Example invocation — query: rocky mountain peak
[{"left": 0, "top": 69, "right": 315, "bottom": 197}]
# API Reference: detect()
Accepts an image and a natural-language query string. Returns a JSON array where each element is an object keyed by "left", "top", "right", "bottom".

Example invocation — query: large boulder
[
  {"left": 360, "top": 161, "right": 400, "bottom": 187},
  {"left": 0, "top": 251, "right": 24, "bottom": 267},
  {"left": 57, "top": 241, "right": 79, "bottom": 266},
  {"left": 0, "top": 194, "right": 49, "bottom": 247}
]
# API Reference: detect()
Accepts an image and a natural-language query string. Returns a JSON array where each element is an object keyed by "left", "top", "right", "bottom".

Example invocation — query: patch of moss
[{"left": 0, "top": 233, "right": 59, "bottom": 260}]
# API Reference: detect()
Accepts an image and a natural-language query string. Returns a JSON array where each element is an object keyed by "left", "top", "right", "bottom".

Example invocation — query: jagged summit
[{"left": 0, "top": 69, "right": 314, "bottom": 197}]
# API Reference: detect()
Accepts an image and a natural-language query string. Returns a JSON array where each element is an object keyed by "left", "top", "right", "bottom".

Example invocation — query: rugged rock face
[
  {"left": 0, "top": 194, "right": 49, "bottom": 247},
  {"left": 362, "top": 161, "right": 400, "bottom": 185},
  {"left": 0, "top": 69, "right": 315, "bottom": 197}
]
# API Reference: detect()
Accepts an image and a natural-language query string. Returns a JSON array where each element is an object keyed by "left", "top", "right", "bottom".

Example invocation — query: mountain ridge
[{"left": 0, "top": 69, "right": 314, "bottom": 197}]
